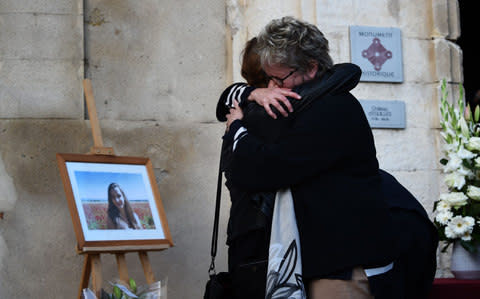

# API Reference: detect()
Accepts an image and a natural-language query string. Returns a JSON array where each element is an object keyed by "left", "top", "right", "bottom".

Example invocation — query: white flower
[
  {"left": 467, "top": 137, "right": 480, "bottom": 151},
  {"left": 444, "top": 172, "right": 466, "bottom": 190},
  {"left": 459, "top": 217, "right": 474, "bottom": 241},
  {"left": 449, "top": 216, "right": 471, "bottom": 235},
  {"left": 445, "top": 225, "right": 457, "bottom": 239},
  {"left": 464, "top": 216, "right": 475, "bottom": 228},
  {"left": 444, "top": 140, "right": 460, "bottom": 154},
  {"left": 440, "top": 132, "right": 449, "bottom": 142},
  {"left": 436, "top": 200, "right": 451, "bottom": 212},
  {"left": 467, "top": 185, "right": 480, "bottom": 200},
  {"left": 444, "top": 153, "right": 463, "bottom": 173},
  {"left": 435, "top": 211, "right": 453, "bottom": 225},
  {"left": 446, "top": 126, "right": 456, "bottom": 138},
  {"left": 461, "top": 230, "right": 472, "bottom": 241},
  {"left": 458, "top": 146, "right": 476, "bottom": 159},
  {"left": 457, "top": 165, "right": 475, "bottom": 178},
  {"left": 459, "top": 117, "right": 470, "bottom": 138},
  {"left": 475, "top": 157, "right": 480, "bottom": 168},
  {"left": 440, "top": 192, "right": 468, "bottom": 207}
]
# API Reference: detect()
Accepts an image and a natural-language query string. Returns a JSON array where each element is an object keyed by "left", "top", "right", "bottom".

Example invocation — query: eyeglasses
[{"left": 267, "top": 68, "right": 298, "bottom": 86}]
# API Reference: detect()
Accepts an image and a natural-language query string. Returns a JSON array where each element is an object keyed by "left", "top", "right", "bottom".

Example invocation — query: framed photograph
[{"left": 56, "top": 153, "right": 173, "bottom": 252}]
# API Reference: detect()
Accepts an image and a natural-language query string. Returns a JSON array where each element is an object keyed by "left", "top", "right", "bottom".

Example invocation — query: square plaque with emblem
[{"left": 350, "top": 26, "right": 403, "bottom": 83}]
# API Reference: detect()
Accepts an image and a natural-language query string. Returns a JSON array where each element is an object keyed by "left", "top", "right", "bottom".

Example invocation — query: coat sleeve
[
  {"left": 216, "top": 83, "right": 256, "bottom": 121},
  {"left": 225, "top": 93, "right": 378, "bottom": 191}
]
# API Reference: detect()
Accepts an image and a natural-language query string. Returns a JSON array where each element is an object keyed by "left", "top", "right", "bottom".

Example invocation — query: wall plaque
[
  {"left": 350, "top": 26, "right": 403, "bottom": 83},
  {"left": 359, "top": 99, "right": 406, "bottom": 129}
]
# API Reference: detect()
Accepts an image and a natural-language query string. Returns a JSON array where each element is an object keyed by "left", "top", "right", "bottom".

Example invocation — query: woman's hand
[
  {"left": 226, "top": 100, "right": 244, "bottom": 131},
  {"left": 248, "top": 86, "right": 301, "bottom": 119}
]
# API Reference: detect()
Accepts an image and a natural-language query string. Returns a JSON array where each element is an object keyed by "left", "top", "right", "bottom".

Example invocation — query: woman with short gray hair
[{"left": 256, "top": 16, "right": 333, "bottom": 81}]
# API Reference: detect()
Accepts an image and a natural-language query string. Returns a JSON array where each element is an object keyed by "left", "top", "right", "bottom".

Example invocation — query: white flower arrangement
[{"left": 435, "top": 79, "right": 480, "bottom": 253}]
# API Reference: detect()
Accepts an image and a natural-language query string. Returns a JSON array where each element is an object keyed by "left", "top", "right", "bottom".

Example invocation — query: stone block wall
[
  {"left": 0, "top": 0, "right": 228, "bottom": 298},
  {"left": 0, "top": 0, "right": 463, "bottom": 297}
]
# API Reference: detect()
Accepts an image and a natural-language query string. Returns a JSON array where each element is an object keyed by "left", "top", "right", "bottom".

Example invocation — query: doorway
[{"left": 457, "top": 2, "right": 479, "bottom": 106}]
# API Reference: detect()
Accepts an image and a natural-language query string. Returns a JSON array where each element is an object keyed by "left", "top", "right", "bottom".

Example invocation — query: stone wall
[
  {"left": 0, "top": 0, "right": 228, "bottom": 298},
  {"left": 0, "top": 0, "right": 462, "bottom": 297}
]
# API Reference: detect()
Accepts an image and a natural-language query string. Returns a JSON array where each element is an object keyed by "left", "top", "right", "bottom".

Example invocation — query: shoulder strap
[{"left": 208, "top": 143, "right": 224, "bottom": 276}]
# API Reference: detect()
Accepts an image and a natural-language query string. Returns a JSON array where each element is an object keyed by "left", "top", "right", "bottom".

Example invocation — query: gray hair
[{"left": 256, "top": 16, "right": 333, "bottom": 78}]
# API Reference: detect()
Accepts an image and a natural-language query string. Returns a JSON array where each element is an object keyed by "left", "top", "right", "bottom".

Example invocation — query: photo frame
[{"left": 56, "top": 153, "right": 173, "bottom": 252}]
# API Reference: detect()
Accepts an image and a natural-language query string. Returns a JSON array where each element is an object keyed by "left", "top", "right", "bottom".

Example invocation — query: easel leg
[
  {"left": 116, "top": 253, "right": 130, "bottom": 284},
  {"left": 78, "top": 254, "right": 92, "bottom": 299},
  {"left": 139, "top": 251, "right": 156, "bottom": 284},
  {"left": 91, "top": 254, "right": 103, "bottom": 298}
]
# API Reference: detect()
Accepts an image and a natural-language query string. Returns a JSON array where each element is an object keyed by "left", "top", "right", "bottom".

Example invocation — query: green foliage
[
  {"left": 88, "top": 222, "right": 99, "bottom": 230},
  {"left": 140, "top": 216, "right": 155, "bottom": 229},
  {"left": 129, "top": 278, "right": 137, "bottom": 294},
  {"left": 113, "top": 285, "right": 122, "bottom": 299}
]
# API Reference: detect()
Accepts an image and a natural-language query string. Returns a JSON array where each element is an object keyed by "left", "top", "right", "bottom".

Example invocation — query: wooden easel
[{"left": 78, "top": 79, "right": 159, "bottom": 299}]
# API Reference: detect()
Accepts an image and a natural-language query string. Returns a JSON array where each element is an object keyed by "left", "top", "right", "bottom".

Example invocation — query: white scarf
[{"left": 266, "top": 188, "right": 306, "bottom": 299}]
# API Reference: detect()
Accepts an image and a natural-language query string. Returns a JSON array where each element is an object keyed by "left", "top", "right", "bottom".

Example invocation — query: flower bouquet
[
  {"left": 82, "top": 277, "right": 166, "bottom": 299},
  {"left": 435, "top": 80, "right": 480, "bottom": 253}
]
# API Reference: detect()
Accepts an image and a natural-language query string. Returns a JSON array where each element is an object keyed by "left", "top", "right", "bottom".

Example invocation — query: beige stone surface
[
  {"left": 447, "top": 0, "right": 460, "bottom": 40},
  {"left": 0, "top": 59, "right": 84, "bottom": 118},
  {"left": 84, "top": 0, "right": 226, "bottom": 122},
  {"left": 0, "top": 0, "right": 82, "bottom": 14},
  {"left": 322, "top": 28, "right": 351, "bottom": 64},
  {"left": 0, "top": 158, "right": 16, "bottom": 212},
  {"left": 0, "top": 120, "right": 229, "bottom": 298},
  {"left": 372, "top": 128, "right": 438, "bottom": 171},
  {"left": 432, "top": 0, "right": 449, "bottom": 37},
  {"left": 314, "top": 0, "right": 431, "bottom": 38},
  {"left": 402, "top": 39, "right": 436, "bottom": 83},
  {"left": 315, "top": 0, "right": 355, "bottom": 28},
  {"left": 0, "top": 154, "right": 16, "bottom": 270},
  {"left": 0, "top": 14, "right": 83, "bottom": 60},
  {"left": 0, "top": 236, "right": 7, "bottom": 268},
  {"left": 433, "top": 39, "right": 463, "bottom": 84},
  {"left": 431, "top": 0, "right": 460, "bottom": 40},
  {"left": 0, "top": 1, "right": 84, "bottom": 119}
]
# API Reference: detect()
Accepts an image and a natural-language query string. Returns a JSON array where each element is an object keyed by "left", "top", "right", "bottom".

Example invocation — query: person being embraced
[{"left": 106, "top": 182, "right": 142, "bottom": 230}]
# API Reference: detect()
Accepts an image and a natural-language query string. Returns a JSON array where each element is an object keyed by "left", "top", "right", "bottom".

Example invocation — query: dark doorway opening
[{"left": 457, "top": 3, "right": 479, "bottom": 107}]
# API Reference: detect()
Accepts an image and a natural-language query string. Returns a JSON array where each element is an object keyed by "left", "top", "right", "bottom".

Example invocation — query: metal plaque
[
  {"left": 350, "top": 26, "right": 403, "bottom": 83},
  {"left": 359, "top": 99, "right": 406, "bottom": 129}
]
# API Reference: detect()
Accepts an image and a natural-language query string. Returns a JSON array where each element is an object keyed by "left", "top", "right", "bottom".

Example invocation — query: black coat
[
  {"left": 223, "top": 64, "right": 400, "bottom": 279},
  {"left": 377, "top": 170, "right": 438, "bottom": 298}
]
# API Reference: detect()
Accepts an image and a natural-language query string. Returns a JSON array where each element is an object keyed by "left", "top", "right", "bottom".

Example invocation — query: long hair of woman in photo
[{"left": 107, "top": 182, "right": 141, "bottom": 229}]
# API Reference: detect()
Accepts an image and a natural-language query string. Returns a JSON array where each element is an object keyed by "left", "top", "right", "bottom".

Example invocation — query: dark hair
[
  {"left": 256, "top": 16, "right": 333, "bottom": 78},
  {"left": 241, "top": 37, "right": 268, "bottom": 88},
  {"left": 107, "top": 183, "right": 139, "bottom": 229}
]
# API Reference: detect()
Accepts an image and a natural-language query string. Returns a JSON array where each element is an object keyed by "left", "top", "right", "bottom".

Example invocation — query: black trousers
[
  {"left": 369, "top": 208, "right": 437, "bottom": 299},
  {"left": 228, "top": 229, "right": 269, "bottom": 299}
]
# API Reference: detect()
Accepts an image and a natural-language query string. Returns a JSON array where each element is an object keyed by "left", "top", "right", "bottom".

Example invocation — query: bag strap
[{"left": 208, "top": 143, "right": 224, "bottom": 276}]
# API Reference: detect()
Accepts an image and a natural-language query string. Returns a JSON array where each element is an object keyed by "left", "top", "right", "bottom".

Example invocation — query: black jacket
[{"left": 223, "top": 63, "right": 400, "bottom": 279}]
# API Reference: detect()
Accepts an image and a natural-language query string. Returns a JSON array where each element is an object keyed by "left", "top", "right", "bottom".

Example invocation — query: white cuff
[
  {"left": 233, "top": 127, "right": 247, "bottom": 151},
  {"left": 364, "top": 262, "right": 394, "bottom": 277}
]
